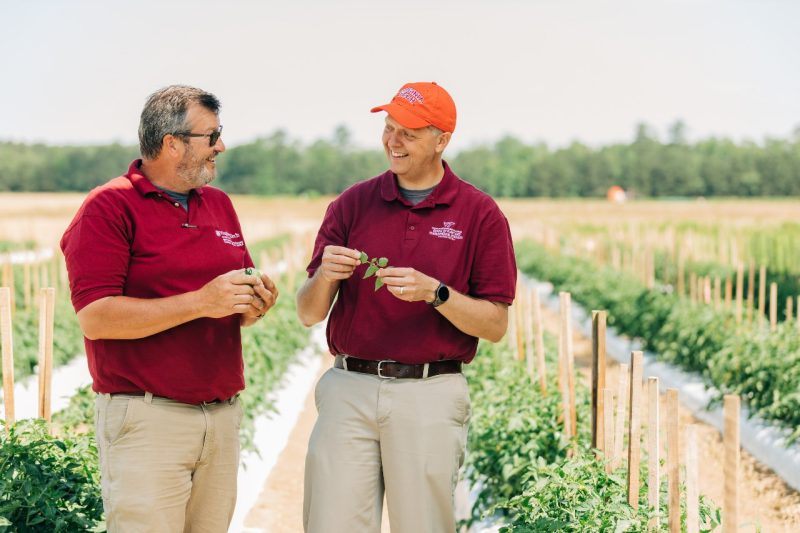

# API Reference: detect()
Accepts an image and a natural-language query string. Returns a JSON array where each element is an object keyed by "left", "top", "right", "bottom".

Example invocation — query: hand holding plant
[{"left": 359, "top": 251, "right": 391, "bottom": 291}]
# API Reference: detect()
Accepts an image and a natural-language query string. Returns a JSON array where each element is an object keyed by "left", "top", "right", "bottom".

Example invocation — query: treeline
[{"left": 1, "top": 122, "right": 799, "bottom": 197}]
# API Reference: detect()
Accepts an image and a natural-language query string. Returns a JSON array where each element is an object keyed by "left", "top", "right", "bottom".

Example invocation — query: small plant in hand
[
  {"left": 359, "top": 251, "right": 391, "bottom": 291},
  {"left": 244, "top": 267, "right": 261, "bottom": 278}
]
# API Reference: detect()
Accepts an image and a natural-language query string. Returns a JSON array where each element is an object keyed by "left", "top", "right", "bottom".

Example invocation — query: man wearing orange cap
[{"left": 297, "top": 82, "right": 517, "bottom": 532}]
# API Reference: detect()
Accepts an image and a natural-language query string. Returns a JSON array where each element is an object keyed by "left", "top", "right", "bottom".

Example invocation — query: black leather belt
[{"left": 335, "top": 355, "right": 462, "bottom": 379}]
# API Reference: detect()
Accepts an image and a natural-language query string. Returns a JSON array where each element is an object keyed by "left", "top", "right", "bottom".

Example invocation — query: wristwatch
[{"left": 430, "top": 281, "right": 450, "bottom": 308}]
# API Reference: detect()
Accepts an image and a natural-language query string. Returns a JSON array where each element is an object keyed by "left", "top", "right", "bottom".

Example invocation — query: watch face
[
  {"left": 438, "top": 284, "right": 450, "bottom": 302},
  {"left": 433, "top": 283, "right": 449, "bottom": 307}
]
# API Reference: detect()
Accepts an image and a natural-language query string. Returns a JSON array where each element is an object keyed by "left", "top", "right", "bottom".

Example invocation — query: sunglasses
[{"left": 173, "top": 125, "right": 223, "bottom": 147}]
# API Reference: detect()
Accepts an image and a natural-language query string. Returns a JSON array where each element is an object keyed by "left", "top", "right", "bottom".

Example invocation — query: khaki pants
[
  {"left": 95, "top": 392, "right": 242, "bottom": 533},
  {"left": 303, "top": 366, "right": 471, "bottom": 533}
]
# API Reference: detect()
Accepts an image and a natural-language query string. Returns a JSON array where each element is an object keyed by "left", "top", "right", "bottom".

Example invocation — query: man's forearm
[
  {"left": 435, "top": 289, "right": 508, "bottom": 342},
  {"left": 296, "top": 271, "right": 340, "bottom": 327},
  {"left": 77, "top": 293, "right": 206, "bottom": 340}
]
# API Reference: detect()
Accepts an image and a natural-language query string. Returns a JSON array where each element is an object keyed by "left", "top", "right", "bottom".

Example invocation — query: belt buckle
[{"left": 376, "top": 360, "right": 395, "bottom": 379}]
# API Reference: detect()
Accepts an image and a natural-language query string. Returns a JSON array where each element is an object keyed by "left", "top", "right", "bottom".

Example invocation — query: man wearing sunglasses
[{"left": 60, "top": 85, "right": 277, "bottom": 532}]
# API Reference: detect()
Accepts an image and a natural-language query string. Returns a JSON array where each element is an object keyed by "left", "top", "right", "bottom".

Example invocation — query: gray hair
[
  {"left": 138, "top": 85, "right": 221, "bottom": 159},
  {"left": 428, "top": 125, "right": 444, "bottom": 137}
]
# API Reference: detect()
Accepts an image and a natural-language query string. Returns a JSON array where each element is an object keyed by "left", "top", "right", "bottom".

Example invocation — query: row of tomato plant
[
  {"left": 464, "top": 327, "right": 721, "bottom": 531},
  {"left": 516, "top": 240, "right": 800, "bottom": 442},
  {"left": 652, "top": 251, "right": 800, "bottom": 323},
  {"left": 1, "top": 238, "right": 311, "bottom": 531}
]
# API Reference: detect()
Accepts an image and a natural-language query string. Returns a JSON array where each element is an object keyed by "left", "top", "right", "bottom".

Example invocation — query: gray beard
[{"left": 176, "top": 157, "right": 214, "bottom": 189}]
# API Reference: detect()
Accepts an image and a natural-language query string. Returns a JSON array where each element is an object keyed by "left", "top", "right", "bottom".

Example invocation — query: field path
[{"left": 242, "top": 353, "right": 391, "bottom": 533}]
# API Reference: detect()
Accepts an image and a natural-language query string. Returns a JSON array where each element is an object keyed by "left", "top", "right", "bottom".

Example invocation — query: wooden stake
[
  {"left": 770, "top": 282, "right": 778, "bottom": 332},
  {"left": 746, "top": 261, "right": 755, "bottom": 323},
  {"left": 702, "top": 276, "right": 711, "bottom": 305},
  {"left": 592, "top": 310, "right": 607, "bottom": 451},
  {"left": 603, "top": 387, "right": 615, "bottom": 474},
  {"left": 507, "top": 296, "right": 518, "bottom": 356},
  {"left": 559, "top": 292, "right": 576, "bottom": 440},
  {"left": 677, "top": 257, "right": 685, "bottom": 297},
  {"left": 689, "top": 272, "right": 697, "bottom": 302},
  {"left": 1, "top": 287, "right": 14, "bottom": 429},
  {"left": 667, "top": 388, "right": 680, "bottom": 533},
  {"left": 647, "top": 377, "right": 661, "bottom": 531},
  {"left": 523, "top": 286, "right": 534, "bottom": 377},
  {"left": 612, "top": 363, "right": 629, "bottom": 471},
  {"left": 515, "top": 289, "right": 525, "bottom": 362},
  {"left": 686, "top": 424, "right": 700, "bottom": 533},
  {"left": 735, "top": 263, "right": 744, "bottom": 323},
  {"left": 627, "top": 352, "right": 644, "bottom": 509},
  {"left": 565, "top": 297, "right": 577, "bottom": 438},
  {"left": 531, "top": 288, "right": 547, "bottom": 395},
  {"left": 724, "top": 277, "right": 732, "bottom": 309},
  {"left": 37, "top": 288, "right": 55, "bottom": 423},
  {"left": 787, "top": 296, "right": 794, "bottom": 324},
  {"left": 713, "top": 277, "right": 721, "bottom": 311},
  {"left": 4, "top": 264, "right": 15, "bottom": 317},
  {"left": 758, "top": 265, "right": 766, "bottom": 320},
  {"left": 723, "top": 395, "right": 741, "bottom": 533}
]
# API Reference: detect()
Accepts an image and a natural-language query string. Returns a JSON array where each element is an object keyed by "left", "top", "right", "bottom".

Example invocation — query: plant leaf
[
  {"left": 359, "top": 251, "right": 368, "bottom": 263},
  {"left": 377, "top": 257, "right": 388, "bottom": 267},
  {"left": 375, "top": 277, "right": 385, "bottom": 291},
  {"left": 363, "top": 264, "right": 378, "bottom": 279}
]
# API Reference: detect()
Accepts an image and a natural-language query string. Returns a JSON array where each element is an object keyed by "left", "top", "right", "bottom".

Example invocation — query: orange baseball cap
[{"left": 370, "top": 81, "right": 457, "bottom": 133}]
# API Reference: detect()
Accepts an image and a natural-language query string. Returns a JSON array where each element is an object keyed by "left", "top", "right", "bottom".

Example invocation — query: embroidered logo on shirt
[
  {"left": 215, "top": 230, "right": 244, "bottom": 247},
  {"left": 397, "top": 87, "right": 424, "bottom": 105},
  {"left": 429, "top": 221, "right": 463, "bottom": 241}
]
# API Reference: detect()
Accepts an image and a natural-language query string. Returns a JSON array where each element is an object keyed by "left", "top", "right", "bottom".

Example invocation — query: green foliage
[
  {"left": 0, "top": 419, "right": 104, "bottom": 532},
  {"left": 464, "top": 339, "right": 589, "bottom": 523},
  {"left": 3, "top": 124, "right": 800, "bottom": 197},
  {"left": 497, "top": 451, "right": 721, "bottom": 532},
  {"left": 516, "top": 240, "right": 800, "bottom": 439}
]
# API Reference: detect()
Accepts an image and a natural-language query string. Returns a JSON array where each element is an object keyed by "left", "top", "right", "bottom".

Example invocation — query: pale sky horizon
[{"left": 2, "top": 0, "right": 799, "bottom": 153}]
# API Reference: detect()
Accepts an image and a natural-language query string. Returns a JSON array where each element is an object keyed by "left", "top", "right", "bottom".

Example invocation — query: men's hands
[
  {"left": 376, "top": 267, "right": 439, "bottom": 303},
  {"left": 246, "top": 271, "right": 279, "bottom": 319},
  {"left": 197, "top": 269, "right": 277, "bottom": 318},
  {"left": 318, "top": 245, "right": 363, "bottom": 283}
]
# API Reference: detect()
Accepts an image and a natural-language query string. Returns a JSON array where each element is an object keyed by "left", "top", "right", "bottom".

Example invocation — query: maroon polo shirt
[
  {"left": 307, "top": 161, "right": 516, "bottom": 364},
  {"left": 60, "top": 160, "right": 254, "bottom": 404}
]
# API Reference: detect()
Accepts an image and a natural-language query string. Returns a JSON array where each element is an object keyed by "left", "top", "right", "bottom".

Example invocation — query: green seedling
[{"left": 359, "top": 251, "right": 390, "bottom": 291}]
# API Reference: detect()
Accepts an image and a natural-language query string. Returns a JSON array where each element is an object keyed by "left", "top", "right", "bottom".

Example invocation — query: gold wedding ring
[{"left": 400, "top": 286, "right": 405, "bottom": 295}]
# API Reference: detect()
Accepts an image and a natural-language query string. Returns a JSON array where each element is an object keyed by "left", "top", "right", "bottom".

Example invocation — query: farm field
[{"left": 2, "top": 192, "right": 800, "bottom": 531}]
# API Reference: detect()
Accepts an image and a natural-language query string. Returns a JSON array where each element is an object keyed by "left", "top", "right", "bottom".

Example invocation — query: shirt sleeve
[
  {"left": 468, "top": 204, "right": 517, "bottom": 304},
  {"left": 306, "top": 198, "right": 347, "bottom": 277},
  {"left": 61, "top": 212, "right": 132, "bottom": 312}
]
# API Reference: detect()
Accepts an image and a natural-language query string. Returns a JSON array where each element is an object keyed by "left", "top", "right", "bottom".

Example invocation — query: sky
[{"left": 1, "top": 0, "right": 799, "bottom": 153}]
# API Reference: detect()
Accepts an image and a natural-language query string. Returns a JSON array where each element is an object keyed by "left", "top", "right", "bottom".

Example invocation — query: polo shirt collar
[
  {"left": 125, "top": 159, "right": 205, "bottom": 198},
  {"left": 379, "top": 160, "right": 458, "bottom": 208}
]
